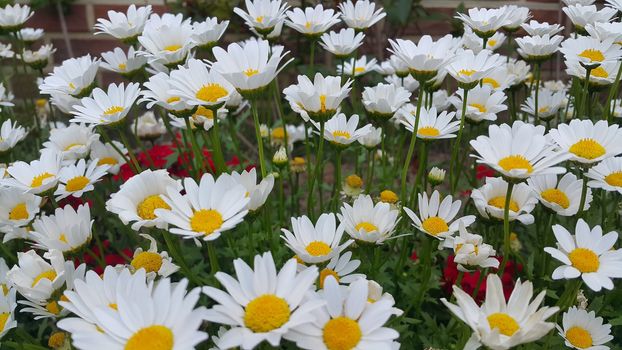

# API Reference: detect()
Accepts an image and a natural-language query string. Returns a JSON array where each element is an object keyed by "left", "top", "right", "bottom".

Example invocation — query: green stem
[
  {"left": 162, "top": 230, "right": 202, "bottom": 285},
  {"left": 332, "top": 150, "right": 342, "bottom": 211},
  {"left": 579, "top": 67, "right": 592, "bottom": 119},
  {"left": 450, "top": 88, "right": 470, "bottom": 194},
  {"left": 184, "top": 117, "right": 204, "bottom": 176},
  {"left": 365, "top": 149, "right": 375, "bottom": 193},
  {"left": 605, "top": 63, "right": 622, "bottom": 122},
  {"left": 498, "top": 181, "right": 515, "bottom": 275},
  {"left": 210, "top": 109, "right": 227, "bottom": 175},
  {"left": 207, "top": 241, "right": 220, "bottom": 275},
  {"left": 414, "top": 237, "right": 433, "bottom": 311},
  {"left": 119, "top": 130, "right": 143, "bottom": 173},
  {"left": 251, "top": 102, "right": 267, "bottom": 178},
  {"left": 307, "top": 120, "right": 325, "bottom": 217},
  {"left": 410, "top": 141, "right": 428, "bottom": 207},
  {"left": 400, "top": 87, "right": 425, "bottom": 200},
  {"left": 534, "top": 63, "right": 541, "bottom": 125},
  {"left": 577, "top": 173, "right": 589, "bottom": 219}
]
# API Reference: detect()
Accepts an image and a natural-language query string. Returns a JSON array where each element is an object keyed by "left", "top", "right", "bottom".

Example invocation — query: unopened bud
[{"left": 428, "top": 167, "right": 446, "bottom": 186}]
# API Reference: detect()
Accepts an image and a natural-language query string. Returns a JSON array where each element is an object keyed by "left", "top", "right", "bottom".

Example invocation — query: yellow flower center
[
  {"left": 9, "top": 203, "right": 28, "bottom": 221},
  {"left": 125, "top": 325, "right": 174, "bottom": 350},
  {"left": 1, "top": 284, "right": 8, "bottom": 296},
  {"left": 271, "top": 127, "right": 285, "bottom": 139},
  {"left": 482, "top": 77, "right": 500, "bottom": 89},
  {"left": 118, "top": 63, "right": 127, "bottom": 71},
  {"left": 332, "top": 130, "right": 351, "bottom": 139},
  {"left": 578, "top": 49, "right": 604, "bottom": 63},
  {"left": 32, "top": 270, "right": 57, "bottom": 287},
  {"left": 319, "top": 268, "right": 340, "bottom": 289},
  {"left": 345, "top": 175, "right": 363, "bottom": 188},
  {"left": 68, "top": 82, "right": 76, "bottom": 90},
  {"left": 256, "top": 16, "right": 264, "bottom": 23},
  {"left": 319, "top": 94, "right": 327, "bottom": 112},
  {"left": 64, "top": 143, "right": 84, "bottom": 151},
  {"left": 59, "top": 234, "right": 68, "bottom": 244},
  {"left": 354, "top": 67, "right": 365, "bottom": 74},
  {"left": 48, "top": 332, "right": 66, "bottom": 348},
  {"left": 36, "top": 99, "right": 47, "bottom": 108},
  {"left": 355, "top": 221, "right": 378, "bottom": 233},
  {"left": 305, "top": 241, "right": 332, "bottom": 257},
  {"left": 292, "top": 157, "right": 306, "bottom": 166},
  {"left": 163, "top": 44, "right": 182, "bottom": 52},
  {"left": 104, "top": 106, "right": 124, "bottom": 115},
  {"left": 421, "top": 216, "right": 449, "bottom": 236},
  {"left": 166, "top": 96, "right": 180, "bottom": 104},
  {"left": 538, "top": 106, "right": 550, "bottom": 114},
  {"left": 0, "top": 313, "right": 8, "bottom": 331},
  {"left": 244, "top": 68, "right": 259, "bottom": 77},
  {"left": 380, "top": 190, "right": 398, "bottom": 204},
  {"left": 565, "top": 326, "right": 593, "bottom": 349},
  {"left": 498, "top": 155, "right": 533, "bottom": 174},
  {"left": 109, "top": 303, "right": 118, "bottom": 310},
  {"left": 194, "top": 106, "right": 214, "bottom": 119},
  {"left": 65, "top": 176, "right": 90, "bottom": 192},
  {"left": 305, "top": 21, "right": 312, "bottom": 29},
  {"left": 137, "top": 195, "right": 171, "bottom": 221},
  {"left": 98, "top": 157, "right": 118, "bottom": 166},
  {"left": 131, "top": 252, "right": 163, "bottom": 274},
  {"left": 459, "top": 69, "right": 476, "bottom": 76},
  {"left": 487, "top": 39, "right": 497, "bottom": 47},
  {"left": 31, "top": 172, "right": 54, "bottom": 188},
  {"left": 195, "top": 83, "right": 228, "bottom": 103},
  {"left": 244, "top": 294, "right": 291, "bottom": 333},
  {"left": 569, "top": 138, "right": 606, "bottom": 160},
  {"left": 469, "top": 103, "right": 486, "bottom": 113},
  {"left": 418, "top": 126, "right": 440, "bottom": 137},
  {"left": 568, "top": 248, "right": 600, "bottom": 273},
  {"left": 591, "top": 66, "right": 609, "bottom": 78},
  {"left": 487, "top": 312, "right": 520, "bottom": 336},
  {"left": 488, "top": 196, "right": 519, "bottom": 212},
  {"left": 46, "top": 301, "right": 61, "bottom": 315},
  {"left": 190, "top": 209, "right": 223, "bottom": 236},
  {"left": 605, "top": 171, "right": 622, "bottom": 187},
  {"left": 541, "top": 188, "right": 570, "bottom": 209},
  {"left": 322, "top": 317, "right": 362, "bottom": 350}
]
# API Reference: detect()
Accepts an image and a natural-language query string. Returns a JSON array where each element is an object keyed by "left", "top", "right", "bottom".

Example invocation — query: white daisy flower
[
  {"left": 54, "top": 159, "right": 109, "bottom": 200},
  {"left": 500, "top": 5, "right": 531, "bottom": 31},
  {"left": 0, "top": 288, "right": 17, "bottom": 340},
  {"left": 566, "top": 60, "right": 621, "bottom": 87},
  {"left": 155, "top": 173, "right": 249, "bottom": 241},
  {"left": 562, "top": 5, "right": 616, "bottom": 33},
  {"left": 49, "top": 92, "right": 80, "bottom": 114},
  {"left": 0, "top": 4, "right": 33, "bottom": 31},
  {"left": 100, "top": 46, "right": 147, "bottom": 76},
  {"left": 42, "top": 123, "right": 99, "bottom": 161},
  {"left": 384, "top": 74, "right": 420, "bottom": 93},
  {"left": 445, "top": 49, "right": 502, "bottom": 89},
  {"left": 211, "top": 39, "right": 292, "bottom": 95},
  {"left": 39, "top": 55, "right": 100, "bottom": 97},
  {"left": 234, "top": 0, "right": 290, "bottom": 35},
  {"left": 605, "top": 0, "right": 622, "bottom": 11},
  {"left": 282, "top": 73, "right": 352, "bottom": 122},
  {"left": 442, "top": 274, "right": 559, "bottom": 350},
  {"left": 548, "top": 119, "right": 622, "bottom": 165},
  {"left": 516, "top": 34, "right": 564, "bottom": 62},
  {"left": 521, "top": 87, "right": 566, "bottom": 121},
  {"left": 94, "top": 4, "right": 152, "bottom": 42},
  {"left": 30, "top": 204, "right": 93, "bottom": 254},
  {"left": 481, "top": 66, "right": 515, "bottom": 91},
  {"left": 7, "top": 250, "right": 71, "bottom": 302},
  {"left": 358, "top": 125, "right": 382, "bottom": 149},
  {"left": 168, "top": 58, "right": 235, "bottom": 108},
  {"left": 557, "top": 307, "right": 613, "bottom": 350},
  {"left": 202, "top": 252, "right": 322, "bottom": 350},
  {"left": 106, "top": 169, "right": 182, "bottom": 231},
  {"left": 450, "top": 84, "right": 507, "bottom": 123},
  {"left": 585, "top": 22, "right": 622, "bottom": 44},
  {"left": 227, "top": 167, "right": 275, "bottom": 211},
  {"left": 1, "top": 150, "right": 62, "bottom": 194},
  {"left": 528, "top": 173, "right": 592, "bottom": 216},
  {"left": 521, "top": 20, "right": 564, "bottom": 36},
  {"left": 560, "top": 35, "right": 622, "bottom": 68},
  {"left": 472, "top": 177, "right": 538, "bottom": 224},
  {"left": 137, "top": 13, "right": 196, "bottom": 67},
  {"left": 59, "top": 274, "right": 207, "bottom": 350},
  {"left": 545, "top": 219, "right": 622, "bottom": 292},
  {"left": 281, "top": 213, "right": 352, "bottom": 264},
  {"left": 0, "top": 83, "right": 14, "bottom": 111},
  {"left": 0, "top": 119, "right": 27, "bottom": 154},
  {"left": 20, "top": 44, "right": 56, "bottom": 69},
  {"left": 287, "top": 277, "right": 399, "bottom": 350},
  {"left": 563, "top": 0, "right": 595, "bottom": 5},
  {"left": 338, "top": 194, "right": 400, "bottom": 245},
  {"left": 192, "top": 17, "right": 229, "bottom": 49},
  {"left": 319, "top": 28, "right": 365, "bottom": 58},
  {"left": 388, "top": 34, "right": 455, "bottom": 81},
  {"left": 129, "top": 233, "right": 179, "bottom": 279},
  {"left": 447, "top": 222, "right": 499, "bottom": 272},
  {"left": 0, "top": 43, "right": 13, "bottom": 59},
  {"left": 19, "top": 27, "right": 44, "bottom": 42},
  {"left": 362, "top": 83, "right": 411, "bottom": 119},
  {"left": 70, "top": 82, "right": 140, "bottom": 127},
  {"left": 89, "top": 140, "right": 126, "bottom": 175},
  {"left": 0, "top": 187, "right": 41, "bottom": 231},
  {"left": 140, "top": 72, "right": 193, "bottom": 114},
  {"left": 315, "top": 113, "right": 372, "bottom": 147},
  {"left": 403, "top": 190, "right": 476, "bottom": 240},
  {"left": 398, "top": 105, "right": 459, "bottom": 140},
  {"left": 586, "top": 156, "right": 622, "bottom": 194},
  {"left": 337, "top": 55, "right": 378, "bottom": 77},
  {"left": 463, "top": 28, "right": 506, "bottom": 53},
  {"left": 455, "top": 7, "right": 508, "bottom": 38},
  {"left": 285, "top": 4, "right": 341, "bottom": 36},
  {"left": 316, "top": 251, "right": 365, "bottom": 289},
  {"left": 338, "top": 0, "right": 386, "bottom": 31}
]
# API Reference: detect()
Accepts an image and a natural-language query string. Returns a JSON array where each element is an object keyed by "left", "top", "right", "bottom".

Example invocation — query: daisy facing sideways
[
  {"left": 70, "top": 82, "right": 140, "bottom": 127},
  {"left": 202, "top": 252, "right": 323, "bottom": 350},
  {"left": 557, "top": 307, "right": 613, "bottom": 350},
  {"left": 30, "top": 204, "right": 93, "bottom": 254},
  {"left": 338, "top": 194, "right": 400, "bottom": 245},
  {"left": 315, "top": 251, "right": 365, "bottom": 289},
  {"left": 398, "top": 106, "right": 459, "bottom": 140},
  {"left": 54, "top": 159, "right": 109, "bottom": 200},
  {"left": 315, "top": 113, "right": 372, "bottom": 148},
  {"left": 128, "top": 233, "right": 179, "bottom": 279},
  {"left": 471, "top": 177, "right": 538, "bottom": 225},
  {"left": 548, "top": 119, "right": 622, "bottom": 165},
  {"left": 1, "top": 150, "right": 62, "bottom": 194},
  {"left": 586, "top": 156, "right": 622, "bottom": 194},
  {"left": 528, "top": 173, "right": 592, "bottom": 216},
  {"left": 544, "top": 219, "right": 622, "bottom": 292}
]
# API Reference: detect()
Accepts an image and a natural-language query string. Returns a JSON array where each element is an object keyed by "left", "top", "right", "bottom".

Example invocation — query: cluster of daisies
[{"left": 0, "top": 0, "right": 622, "bottom": 348}]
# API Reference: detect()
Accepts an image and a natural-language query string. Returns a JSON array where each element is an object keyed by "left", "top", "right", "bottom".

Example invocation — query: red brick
[
  {"left": 93, "top": 4, "right": 169, "bottom": 21},
  {"left": 27, "top": 4, "right": 89, "bottom": 33},
  {"left": 51, "top": 38, "right": 121, "bottom": 62}
]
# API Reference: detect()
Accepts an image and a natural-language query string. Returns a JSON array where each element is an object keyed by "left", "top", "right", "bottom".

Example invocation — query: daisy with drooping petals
[
  {"left": 202, "top": 252, "right": 322, "bottom": 350},
  {"left": 358, "top": 125, "right": 382, "bottom": 149},
  {"left": 128, "top": 234, "right": 179, "bottom": 279},
  {"left": 39, "top": 55, "right": 100, "bottom": 98},
  {"left": 455, "top": 7, "right": 508, "bottom": 39},
  {"left": 281, "top": 213, "right": 352, "bottom": 264},
  {"left": 135, "top": 111, "right": 166, "bottom": 140},
  {"left": 226, "top": 167, "right": 275, "bottom": 211},
  {"left": 0, "top": 119, "right": 27, "bottom": 154},
  {"left": 0, "top": 187, "right": 41, "bottom": 232},
  {"left": 54, "top": 159, "right": 109, "bottom": 200},
  {"left": 19, "top": 27, "right": 44, "bottom": 43},
  {"left": 374, "top": 55, "right": 409, "bottom": 77},
  {"left": 338, "top": 0, "right": 386, "bottom": 31},
  {"left": 586, "top": 156, "right": 622, "bottom": 194},
  {"left": 89, "top": 140, "right": 126, "bottom": 175},
  {"left": 445, "top": 49, "right": 502, "bottom": 89},
  {"left": 319, "top": 28, "right": 365, "bottom": 58},
  {"left": 192, "top": 17, "right": 229, "bottom": 49},
  {"left": 337, "top": 55, "right": 377, "bottom": 77},
  {"left": 284, "top": 73, "right": 353, "bottom": 123},
  {"left": 168, "top": 58, "right": 235, "bottom": 108},
  {"left": 100, "top": 46, "right": 147, "bottom": 76},
  {"left": 106, "top": 169, "right": 182, "bottom": 231},
  {"left": 521, "top": 20, "right": 564, "bottom": 36},
  {"left": 0, "top": 288, "right": 17, "bottom": 340},
  {"left": 442, "top": 274, "right": 559, "bottom": 350},
  {"left": 545, "top": 219, "right": 622, "bottom": 292},
  {"left": 30, "top": 204, "right": 93, "bottom": 254},
  {"left": 528, "top": 173, "right": 592, "bottom": 216},
  {"left": 287, "top": 277, "right": 399, "bottom": 350},
  {"left": 42, "top": 123, "right": 99, "bottom": 161},
  {"left": 515, "top": 34, "right": 563, "bottom": 62},
  {"left": 470, "top": 121, "right": 569, "bottom": 180},
  {"left": 548, "top": 119, "right": 622, "bottom": 165},
  {"left": 472, "top": 177, "right": 538, "bottom": 224},
  {"left": 398, "top": 106, "right": 459, "bottom": 140},
  {"left": 155, "top": 173, "right": 249, "bottom": 242},
  {"left": 285, "top": 4, "right": 341, "bottom": 37},
  {"left": 0, "top": 4, "right": 33, "bottom": 31},
  {"left": 338, "top": 194, "right": 400, "bottom": 245},
  {"left": 94, "top": 4, "right": 151, "bottom": 42},
  {"left": 71, "top": 83, "right": 140, "bottom": 127},
  {"left": 361, "top": 83, "right": 411, "bottom": 120},
  {"left": 234, "top": 0, "right": 290, "bottom": 35},
  {"left": 450, "top": 84, "right": 507, "bottom": 123},
  {"left": 562, "top": 5, "right": 616, "bottom": 33},
  {"left": 403, "top": 190, "right": 475, "bottom": 241},
  {"left": 557, "top": 307, "right": 613, "bottom": 350},
  {"left": 137, "top": 13, "right": 195, "bottom": 67},
  {"left": 1, "top": 150, "right": 62, "bottom": 194},
  {"left": 315, "top": 251, "right": 365, "bottom": 289},
  {"left": 6, "top": 250, "right": 70, "bottom": 302},
  {"left": 500, "top": 5, "right": 531, "bottom": 32},
  {"left": 315, "top": 113, "right": 372, "bottom": 147},
  {"left": 211, "top": 39, "right": 292, "bottom": 96},
  {"left": 388, "top": 34, "right": 455, "bottom": 81},
  {"left": 521, "top": 88, "right": 565, "bottom": 121}
]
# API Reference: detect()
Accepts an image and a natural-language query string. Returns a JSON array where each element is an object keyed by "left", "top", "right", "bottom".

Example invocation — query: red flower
[
  {"left": 476, "top": 165, "right": 495, "bottom": 180},
  {"left": 79, "top": 240, "right": 132, "bottom": 275}
]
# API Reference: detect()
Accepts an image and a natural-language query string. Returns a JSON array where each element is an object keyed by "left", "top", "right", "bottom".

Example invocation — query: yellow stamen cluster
[
  {"left": 421, "top": 216, "right": 449, "bottom": 236},
  {"left": 568, "top": 248, "right": 600, "bottom": 273},
  {"left": 244, "top": 295, "right": 291, "bottom": 333},
  {"left": 487, "top": 313, "right": 520, "bottom": 336},
  {"left": 322, "top": 317, "right": 362, "bottom": 350},
  {"left": 137, "top": 195, "right": 171, "bottom": 221},
  {"left": 190, "top": 209, "right": 224, "bottom": 235},
  {"left": 125, "top": 325, "right": 174, "bottom": 350}
]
